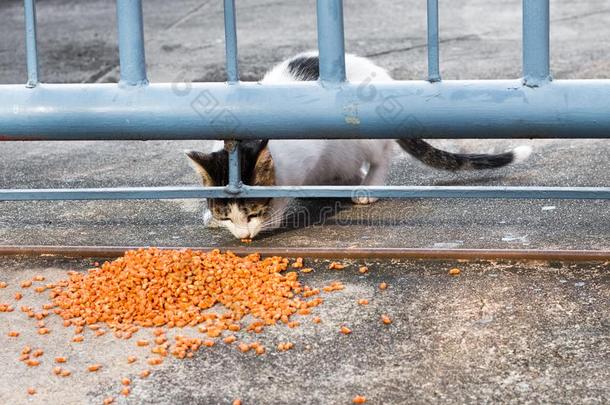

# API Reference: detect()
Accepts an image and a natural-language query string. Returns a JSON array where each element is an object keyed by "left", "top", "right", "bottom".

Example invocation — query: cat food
[
  {"left": 352, "top": 395, "right": 366, "bottom": 403},
  {"left": 27, "top": 387, "right": 36, "bottom": 395},
  {"left": 448, "top": 268, "right": 461, "bottom": 276},
  {"left": 328, "top": 262, "right": 346, "bottom": 270},
  {"left": 358, "top": 266, "right": 368, "bottom": 274},
  {"left": 87, "top": 364, "right": 102, "bottom": 372},
  {"left": 381, "top": 315, "right": 392, "bottom": 325},
  {"left": 340, "top": 326, "right": 352, "bottom": 335},
  {"left": 379, "top": 282, "right": 388, "bottom": 290}
]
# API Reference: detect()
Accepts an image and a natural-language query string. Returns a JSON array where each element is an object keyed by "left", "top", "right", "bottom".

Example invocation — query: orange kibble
[
  {"left": 240, "top": 238, "right": 252, "bottom": 243},
  {"left": 87, "top": 364, "right": 102, "bottom": 372},
  {"left": 21, "top": 280, "right": 32, "bottom": 288},
  {"left": 21, "top": 346, "right": 32, "bottom": 355},
  {"left": 14, "top": 292, "right": 23, "bottom": 300},
  {"left": 357, "top": 299, "right": 369, "bottom": 305},
  {"left": 103, "top": 397, "right": 115, "bottom": 405},
  {"left": 34, "top": 286, "right": 46, "bottom": 293},
  {"left": 55, "top": 357, "right": 67, "bottom": 363},
  {"left": 121, "top": 387, "right": 130, "bottom": 396},
  {"left": 358, "top": 266, "right": 368, "bottom": 274},
  {"left": 147, "top": 357, "right": 163, "bottom": 366},
  {"left": 95, "top": 329, "right": 106, "bottom": 337},
  {"left": 127, "top": 356, "right": 137, "bottom": 364},
  {"left": 38, "top": 328, "right": 50, "bottom": 335},
  {"left": 8, "top": 331, "right": 19, "bottom": 337},
  {"left": 32, "top": 349, "right": 44, "bottom": 358},
  {"left": 379, "top": 282, "right": 388, "bottom": 290},
  {"left": 237, "top": 343, "right": 250, "bottom": 353},
  {"left": 26, "top": 359, "right": 40, "bottom": 367},
  {"left": 255, "top": 346, "right": 266, "bottom": 355},
  {"left": 223, "top": 336, "right": 237, "bottom": 344},
  {"left": 63, "top": 319, "right": 71, "bottom": 327},
  {"left": 448, "top": 268, "right": 461, "bottom": 276},
  {"left": 203, "top": 340, "right": 215, "bottom": 347},
  {"left": 301, "top": 268, "right": 313, "bottom": 273},
  {"left": 136, "top": 340, "right": 149, "bottom": 347},
  {"left": 60, "top": 369, "right": 71, "bottom": 377},
  {"left": 72, "top": 335, "right": 84, "bottom": 342},
  {"left": 33, "top": 275, "right": 45, "bottom": 282},
  {"left": 340, "top": 326, "right": 352, "bottom": 335},
  {"left": 0, "top": 281, "right": 7, "bottom": 288},
  {"left": 381, "top": 315, "right": 392, "bottom": 325},
  {"left": 312, "top": 316, "right": 321, "bottom": 324},
  {"left": 232, "top": 400, "right": 242, "bottom": 405},
  {"left": 27, "top": 387, "right": 36, "bottom": 395},
  {"left": 139, "top": 369, "right": 151, "bottom": 378},
  {"left": 353, "top": 395, "right": 366, "bottom": 404},
  {"left": 52, "top": 366, "right": 62, "bottom": 375},
  {"left": 328, "top": 262, "right": 346, "bottom": 270},
  {"left": 121, "top": 378, "right": 131, "bottom": 386}
]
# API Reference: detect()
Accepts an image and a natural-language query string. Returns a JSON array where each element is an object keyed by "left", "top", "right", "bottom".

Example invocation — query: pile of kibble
[{"left": 0, "top": 248, "right": 424, "bottom": 404}]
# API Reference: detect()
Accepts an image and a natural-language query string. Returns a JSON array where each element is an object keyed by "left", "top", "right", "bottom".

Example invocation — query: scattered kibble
[
  {"left": 38, "top": 328, "right": 50, "bottom": 335},
  {"left": 32, "top": 349, "right": 44, "bottom": 358},
  {"left": 448, "top": 268, "right": 461, "bottom": 276},
  {"left": 277, "top": 342, "right": 294, "bottom": 352},
  {"left": 240, "top": 238, "right": 252, "bottom": 243},
  {"left": 328, "top": 262, "right": 346, "bottom": 270},
  {"left": 136, "top": 339, "right": 149, "bottom": 347},
  {"left": 87, "top": 364, "right": 102, "bottom": 372},
  {"left": 33, "top": 275, "right": 45, "bottom": 282},
  {"left": 103, "top": 397, "right": 115, "bottom": 405},
  {"left": 127, "top": 356, "right": 137, "bottom": 364},
  {"left": 358, "top": 266, "right": 368, "bottom": 274},
  {"left": 292, "top": 257, "right": 304, "bottom": 268},
  {"left": 60, "top": 369, "right": 71, "bottom": 377},
  {"left": 147, "top": 357, "right": 163, "bottom": 366},
  {"left": 14, "top": 292, "right": 23, "bottom": 300},
  {"left": 121, "top": 387, "right": 130, "bottom": 396},
  {"left": 340, "top": 326, "right": 352, "bottom": 335},
  {"left": 26, "top": 359, "right": 40, "bottom": 367},
  {"left": 52, "top": 366, "right": 62, "bottom": 375},
  {"left": 353, "top": 395, "right": 366, "bottom": 403},
  {"left": 72, "top": 335, "right": 84, "bottom": 342},
  {"left": 121, "top": 378, "right": 131, "bottom": 386},
  {"left": 21, "top": 280, "right": 32, "bottom": 288},
  {"left": 27, "top": 387, "right": 36, "bottom": 395},
  {"left": 224, "top": 336, "right": 237, "bottom": 344},
  {"left": 0, "top": 281, "right": 7, "bottom": 288},
  {"left": 357, "top": 299, "right": 369, "bottom": 306},
  {"left": 233, "top": 400, "right": 242, "bottom": 405},
  {"left": 312, "top": 316, "right": 321, "bottom": 324},
  {"left": 139, "top": 369, "right": 151, "bottom": 378},
  {"left": 381, "top": 315, "right": 392, "bottom": 325},
  {"left": 301, "top": 268, "right": 313, "bottom": 273},
  {"left": 379, "top": 282, "right": 388, "bottom": 290},
  {"left": 8, "top": 331, "right": 19, "bottom": 337}
]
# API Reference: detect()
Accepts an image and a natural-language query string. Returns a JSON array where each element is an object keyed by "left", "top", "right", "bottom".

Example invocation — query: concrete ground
[
  {"left": 0, "top": 256, "right": 608, "bottom": 404},
  {"left": 0, "top": 0, "right": 609, "bottom": 403}
]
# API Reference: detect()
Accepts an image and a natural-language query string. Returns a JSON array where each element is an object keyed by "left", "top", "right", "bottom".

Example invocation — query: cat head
[{"left": 186, "top": 140, "right": 275, "bottom": 239}]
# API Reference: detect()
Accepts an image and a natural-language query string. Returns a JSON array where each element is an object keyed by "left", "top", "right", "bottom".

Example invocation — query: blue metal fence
[{"left": 0, "top": 0, "right": 609, "bottom": 201}]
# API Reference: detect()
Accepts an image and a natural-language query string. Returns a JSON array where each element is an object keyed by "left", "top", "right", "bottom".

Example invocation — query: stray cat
[{"left": 186, "top": 51, "right": 532, "bottom": 239}]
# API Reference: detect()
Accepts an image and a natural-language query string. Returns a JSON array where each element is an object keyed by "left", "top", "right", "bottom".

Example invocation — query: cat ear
[
  {"left": 185, "top": 150, "right": 215, "bottom": 186},
  {"left": 251, "top": 146, "right": 275, "bottom": 186}
]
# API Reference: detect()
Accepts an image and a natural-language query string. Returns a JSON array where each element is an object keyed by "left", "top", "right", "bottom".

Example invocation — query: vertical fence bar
[
  {"left": 116, "top": 0, "right": 148, "bottom": 85},
  {"left": 522, "top": 0, "right": 551, "bottom": 86},
  {"left": 225, "top": 141, "right": 242, "bottom": 193},
  {"left": 23, "top": 0, "right": 39, "bottom": 87},
  {"left": 426, "top": 0, "right": 441, "bottom": 82},
  {"left": 316, "top": 0, "right": 346, "bottom": 83},
  {"left": 223, "top": 0, "right": 239, "bottom": 83}
]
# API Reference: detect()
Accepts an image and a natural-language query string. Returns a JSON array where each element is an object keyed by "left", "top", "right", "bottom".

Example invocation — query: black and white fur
[{"left": 187, "top": 51, "right": 532, "bottom": 239}]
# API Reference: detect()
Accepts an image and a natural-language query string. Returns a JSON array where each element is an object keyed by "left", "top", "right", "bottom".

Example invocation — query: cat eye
[{"left": 247, "top": 214, "right": 259, "bottom": 220}]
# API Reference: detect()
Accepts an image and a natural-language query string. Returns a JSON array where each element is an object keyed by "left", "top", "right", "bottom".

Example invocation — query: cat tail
[{"left": 396, "top": 139, "right": 532, "bottom": 171}]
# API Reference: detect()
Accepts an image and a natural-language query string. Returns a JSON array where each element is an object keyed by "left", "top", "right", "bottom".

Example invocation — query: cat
[{"left": 186, "top": 51, "right": 532, "bottom": 239}]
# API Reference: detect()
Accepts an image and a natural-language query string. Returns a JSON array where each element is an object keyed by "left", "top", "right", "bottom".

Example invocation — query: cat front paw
[{"left": 352, "top": 195, "right": 379, "bottom": 205}]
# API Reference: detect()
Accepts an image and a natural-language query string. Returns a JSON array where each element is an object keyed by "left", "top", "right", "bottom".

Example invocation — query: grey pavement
[{"left": 0, "top": 0, "right": 609, "bottom": 404}]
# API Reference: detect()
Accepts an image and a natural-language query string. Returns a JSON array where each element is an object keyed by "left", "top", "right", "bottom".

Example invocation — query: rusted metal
[{"left": 0, "top": 245, "right": 607, "bottom": 262}]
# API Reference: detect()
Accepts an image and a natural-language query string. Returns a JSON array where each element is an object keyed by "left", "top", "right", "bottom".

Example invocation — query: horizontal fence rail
[
  {"left": 1, "top": 186, "right": 609, "bottom": 201},
  {"left": 0, "top": 0, "right": 608, "bottom": 204},
  {"left": 2, "top": 81, "right": 610, "bottom": 140}
]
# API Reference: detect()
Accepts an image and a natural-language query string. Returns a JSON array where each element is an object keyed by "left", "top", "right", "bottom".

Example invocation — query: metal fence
[{"left": 0, "top": 0, "right": 608, "bottom": 201}]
